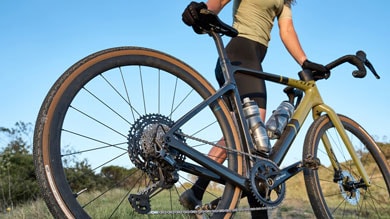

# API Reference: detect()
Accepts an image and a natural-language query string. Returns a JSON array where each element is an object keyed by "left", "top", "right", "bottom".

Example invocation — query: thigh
[{"left": 223, "top": 37, "right": 268, "bottom": 109}]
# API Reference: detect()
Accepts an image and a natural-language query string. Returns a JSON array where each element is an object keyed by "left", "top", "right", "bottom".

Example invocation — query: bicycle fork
[{"left": 313, "top": 104, "right": 371, "bottom": 187}]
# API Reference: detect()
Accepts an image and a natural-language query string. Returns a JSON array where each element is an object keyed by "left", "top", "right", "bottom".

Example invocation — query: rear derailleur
[{"left": 128, "top": 164, "right": 179, "bottom": 214}]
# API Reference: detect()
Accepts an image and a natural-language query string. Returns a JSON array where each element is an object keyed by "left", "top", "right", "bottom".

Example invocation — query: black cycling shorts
[{"left": 215, "top": 36, "right": 268, "bottom": 109}]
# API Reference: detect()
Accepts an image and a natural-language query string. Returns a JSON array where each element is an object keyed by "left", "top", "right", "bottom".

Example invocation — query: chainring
[{"left": 250, "top": 159, "right": 286, "bottom": 207}]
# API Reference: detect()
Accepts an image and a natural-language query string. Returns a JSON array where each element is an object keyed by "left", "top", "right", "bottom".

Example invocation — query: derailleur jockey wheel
[
  {"left": 250, "top": 159, "right": 286, "bottom": 207},
  {"left": 128, "top": 194, "right": 151, "bottom": 214}
]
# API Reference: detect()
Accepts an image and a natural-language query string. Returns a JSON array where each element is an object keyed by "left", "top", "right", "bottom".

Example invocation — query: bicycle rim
[
  {"left": 303, "top": 114, "right": 390, "bottom": 218},
  {"left": 33, "top": 47, "right": 244, "bottom": 219}
]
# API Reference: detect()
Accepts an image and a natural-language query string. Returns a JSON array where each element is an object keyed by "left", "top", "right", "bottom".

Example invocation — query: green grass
[
  {"left": 4, "top": 160, "right": 389, "bottom": 218},
  {"left": 2, "top": 186, "right": 312, "bottom": 219},
  {"left": 2, "top": 198, "right": 52, "bottom": 219}
]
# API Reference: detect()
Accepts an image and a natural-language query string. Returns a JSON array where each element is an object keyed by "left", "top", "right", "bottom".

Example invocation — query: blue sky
[{"left": 1, "top": 1, "right": 389, "bottom": 147}]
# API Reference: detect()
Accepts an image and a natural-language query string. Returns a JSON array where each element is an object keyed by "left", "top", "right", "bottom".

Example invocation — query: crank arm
[{"left": 267, "top": 161, "right": 304, "bottom": 190}]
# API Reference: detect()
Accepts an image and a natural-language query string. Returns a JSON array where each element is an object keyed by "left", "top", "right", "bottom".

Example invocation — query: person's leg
[
  {"left": 179, "top": 139, "right": 226, "bottom": 209},
  {"left": 223, "top": 37, "right": 270, "bottom": 218},
  {"left": 181, "top": 37, "right": 269, "bottom": 218},
  {"left": 190, "top": 139, "right": 226, "bottom": 198}
]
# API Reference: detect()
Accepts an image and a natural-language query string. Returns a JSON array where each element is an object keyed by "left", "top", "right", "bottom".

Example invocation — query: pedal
[
  {"left": 303, "top": 154, "right": 321, "bottom": 170},
  {"left": 202, "top": 197, "right": 221, "bottom": 210},
  {"left": 194, "top": 205, "right": 207, "bottom": 219}
]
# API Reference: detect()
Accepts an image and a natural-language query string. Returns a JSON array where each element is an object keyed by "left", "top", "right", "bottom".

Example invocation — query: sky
[{"left": 1, "top": 0, "right": 389, "bottom": 151}]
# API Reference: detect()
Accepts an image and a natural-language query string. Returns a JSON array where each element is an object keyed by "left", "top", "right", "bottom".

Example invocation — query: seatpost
[{"left": 209, "top": 31, "right": 233, "bottom": 84}]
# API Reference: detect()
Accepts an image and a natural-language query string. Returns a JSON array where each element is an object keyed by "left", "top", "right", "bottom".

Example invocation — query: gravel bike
[{"left": 34, "top": 9, "right": 389, "bottom": 219}]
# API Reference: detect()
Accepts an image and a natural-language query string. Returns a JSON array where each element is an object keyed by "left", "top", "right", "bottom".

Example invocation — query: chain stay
[
  {"left": 154, "top": 132, "right": 279, "bottom": 214},
  {"left": 132, "top": 132, "right": 281, "bottom": 215}
]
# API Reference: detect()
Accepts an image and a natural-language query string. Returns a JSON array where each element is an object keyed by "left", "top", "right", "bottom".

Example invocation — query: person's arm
[
  {"left": 206, "top": 0, "right": 230, "bottom": 14},
  {"left": 279, "top": 17, "right": 307, "bottom": 66},
  {"left": 279, "top": 15, "right": 329, "bottom": 73}
]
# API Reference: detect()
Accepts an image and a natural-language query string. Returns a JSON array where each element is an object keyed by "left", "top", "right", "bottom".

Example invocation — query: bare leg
[
  {"left": 207, "top": 138, "right": 227, "bottom": 164},
  {"left": 183, "top": 108, "right": 268, "bottom": 218},
  {"left": 207, "top": 107, "right": 265, "bottom": 164}
]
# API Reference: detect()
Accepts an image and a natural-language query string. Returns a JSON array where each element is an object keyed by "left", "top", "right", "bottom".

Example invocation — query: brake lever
[{"left": 356, "top": 51, "right": 380, "bottom": 79}]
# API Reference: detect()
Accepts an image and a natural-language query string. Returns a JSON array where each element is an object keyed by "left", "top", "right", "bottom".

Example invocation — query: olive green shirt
[{"left": 232, "top": 0, "right": 292, "bottom": 46}]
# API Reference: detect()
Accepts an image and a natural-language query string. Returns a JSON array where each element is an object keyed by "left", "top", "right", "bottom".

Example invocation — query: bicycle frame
[{"left": 165, "top": 30, "right": 371, "bottom": 192}]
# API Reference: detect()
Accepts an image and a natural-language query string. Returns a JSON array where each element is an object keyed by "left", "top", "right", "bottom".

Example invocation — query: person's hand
[
  {"left": 302, "top": 59, "right": 329, "bottom": 74},
  {"left": 182, "top": 2, "right": 207, "bottom": 26}
]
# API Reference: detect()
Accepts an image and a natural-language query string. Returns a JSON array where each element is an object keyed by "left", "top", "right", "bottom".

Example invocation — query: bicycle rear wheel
[
  {"left": 303, "top": 114, "right": 390, "bottom": 218},
  {"left": 33, "top": 47, "right": 244, "bottom": 218}
]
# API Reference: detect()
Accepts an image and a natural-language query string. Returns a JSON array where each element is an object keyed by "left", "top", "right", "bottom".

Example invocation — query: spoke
[
  {"left": 61, "top": 142, "right": 127, "bottom": 156},
  {"left": 327, "top": 129, "right": 349, "bottom": 165},
  {"left": 319, "top": 176, "right": 335, "bottom": 183},
  {"left": 169, "top": 89, "right": 194, "bottom": 118},
  {"left": 363, "top": 188, "right": 388, "bottom": 211},
  {"left": 66, "top": 152, "right": 130, "bottom": 190},
  {"left": 190, "top": 120, "right": 217, "bottom": 136},
  {"left": 331, "top": 197, "right": 346, "bottom": 215},
  {"left": 323, "top": 191, "right": 343, "bottom": 198},
  {"left": 170, "top": 77, "right": 178, "bottom": 117},
  {"left": 69, "top": 105, "right": 127, "bottom": 139},
  {"left": 158, "top": 69, "right": 161, "bottom": 114},
  {"left": 119, "top": 67, "right": 137, "bottom": 121},
  {"left": 138, "top": 66, "right": 147, "bottom": 114},
  {"left": 82, "top": 170, "right": 146, "bottom": 208},
  {"left": 81, "top": 87, "right": 133, "bottom": 126},
  {"left": 108, "top": 189, "right": 132, "bottom": 219},
  {"left": 90, "top": 151, "right": 128, "bottom": 173},
  {"left": 62, "top": 129, "right": 127, "bottom": 151}
]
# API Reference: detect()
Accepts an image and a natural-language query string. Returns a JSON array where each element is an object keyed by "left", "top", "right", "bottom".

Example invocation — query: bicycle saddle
[{"left": 195, "top": 9, "right": 238, "bottom": 37}]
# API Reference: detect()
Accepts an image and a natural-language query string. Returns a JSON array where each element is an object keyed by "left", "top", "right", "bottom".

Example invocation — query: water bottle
[
  {"left": 242, "top": 97, "right": 271, "bottom": 153},
  {"left": 266, "top": 101, "right": 295, "bottom": 139}
]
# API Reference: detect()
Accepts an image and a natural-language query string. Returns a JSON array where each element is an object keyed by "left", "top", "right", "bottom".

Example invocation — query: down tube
[{"left": 269, "top": 78, "right": 319, "bottom": 165}]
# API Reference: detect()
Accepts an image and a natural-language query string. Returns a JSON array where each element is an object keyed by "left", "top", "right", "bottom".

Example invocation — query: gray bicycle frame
[{"left": 164, "top": 30, "right": 371, "bottom": 191}]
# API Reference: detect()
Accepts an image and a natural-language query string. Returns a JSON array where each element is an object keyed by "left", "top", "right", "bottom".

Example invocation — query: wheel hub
[{"left": 337, "top": 170, "right": 360, "bottom": 205}]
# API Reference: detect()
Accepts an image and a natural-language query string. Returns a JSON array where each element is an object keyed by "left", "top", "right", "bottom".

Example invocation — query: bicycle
[{"left": 33, "top": 9, "right": 389, "bottom": 219}]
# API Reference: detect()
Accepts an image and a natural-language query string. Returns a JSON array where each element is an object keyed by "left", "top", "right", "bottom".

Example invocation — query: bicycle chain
[
  {"left": 148, "top": 205, "right": 275, "bottom": 215},
  {"left": 179, "top": 132, "right": 267, "bottom": 161}
]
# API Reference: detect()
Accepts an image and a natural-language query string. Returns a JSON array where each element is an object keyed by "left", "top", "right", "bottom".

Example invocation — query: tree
[
  {"left": 101, "top": 166, "right": 146, "bottom": 188},
  {"left": 64, "top": 159, "right": 107, "bottom": 192},
  {"left": 0, "top": 122, "right": 38, "bottom": 212}
]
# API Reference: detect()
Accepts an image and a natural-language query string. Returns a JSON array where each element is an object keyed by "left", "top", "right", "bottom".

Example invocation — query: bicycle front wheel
[
  {"left": 33, "top": 47, "right": 244, "bottom": 219},
  {"left": 303, "top": 114, "right": 390, "bottom": 218}
]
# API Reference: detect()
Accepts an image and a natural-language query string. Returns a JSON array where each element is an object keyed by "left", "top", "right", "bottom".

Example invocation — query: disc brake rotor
[{"left": 337, "top": 170, "right": 360, "bottom": 205}]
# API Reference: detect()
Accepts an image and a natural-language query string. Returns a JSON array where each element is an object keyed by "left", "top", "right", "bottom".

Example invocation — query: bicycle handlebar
[
  {"left": 190, "top": 9, "right": 380, "bottom": 80},
  {"left": 325, "top": 52, "right": 366, "bottom": 78},
  {"left": 325, "top": 50, "right": 380, "bottom": 79}
]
